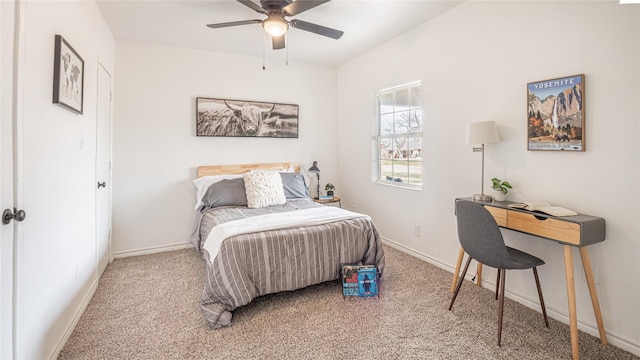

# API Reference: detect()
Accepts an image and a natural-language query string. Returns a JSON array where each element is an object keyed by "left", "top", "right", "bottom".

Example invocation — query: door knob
[
  {"left": 3, "top": 208, "right": 26, "bottom": 225},
  {"left": 97, "top": 182, "right": 106, "bottom": 188}
]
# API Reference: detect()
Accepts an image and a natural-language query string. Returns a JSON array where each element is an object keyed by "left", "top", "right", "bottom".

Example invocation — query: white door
[
  {"left": 1, "top": 1, "right": 19, "bottom": 357},
  {"left": 0, "top": 104, "right": 15, "bottom": 358},
  {"left": 96, "top": 64, "right": 112, "bottom": 275},
  {"left": 0, "top": 37, "right": 16, "bottom": 360}
]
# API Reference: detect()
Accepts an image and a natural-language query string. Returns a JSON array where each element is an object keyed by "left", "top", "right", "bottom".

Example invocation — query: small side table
[{"left": 313, "top": 196, "right": 341, "bottom": 208}]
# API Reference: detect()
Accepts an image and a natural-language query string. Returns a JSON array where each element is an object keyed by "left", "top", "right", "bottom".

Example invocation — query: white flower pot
[{"left": 493, "top": 190, "right": 506, "bottom": 202}]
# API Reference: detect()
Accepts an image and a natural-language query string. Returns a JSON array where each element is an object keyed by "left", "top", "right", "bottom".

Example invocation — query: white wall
[
  {"left": 337, "top": 0, "right": 640, "bottom": 355},
  {"left": 112, "top": 42, "right": 338, "bottom": 255},
  {"left": 17, "top": 1, "right": 114, "bottom": 358}
]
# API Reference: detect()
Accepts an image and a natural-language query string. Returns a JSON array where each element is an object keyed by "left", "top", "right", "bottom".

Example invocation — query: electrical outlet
[{"left": 413, "top": 224, "right": 420, "bottom": 237}]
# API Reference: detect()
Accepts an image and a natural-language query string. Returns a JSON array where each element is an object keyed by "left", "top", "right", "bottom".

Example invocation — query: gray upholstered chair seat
[{"left": 505, "top": 246, "right": 545, "bottom": 270}]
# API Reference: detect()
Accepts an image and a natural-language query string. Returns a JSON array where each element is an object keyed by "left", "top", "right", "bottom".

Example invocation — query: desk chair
[{"left": 449, "top": 201, "right": 549, "bottom": 346}]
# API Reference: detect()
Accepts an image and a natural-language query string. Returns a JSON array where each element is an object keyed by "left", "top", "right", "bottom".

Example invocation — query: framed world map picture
[
  {"left": 527, "top": 74, "right": 585, "bottom": 151},
  {"left": 52, "top": 35, "right": 84, "bottom": 114}
]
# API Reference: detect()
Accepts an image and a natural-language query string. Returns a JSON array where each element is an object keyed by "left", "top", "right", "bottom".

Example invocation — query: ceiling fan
[{"left": 206, "top": 0, "right": 344, "bottom": 50}]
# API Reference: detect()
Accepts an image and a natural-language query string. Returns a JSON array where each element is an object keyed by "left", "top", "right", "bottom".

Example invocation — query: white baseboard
[
  {"left": 382, "top": 238, "right": 464, "bottom": 275},
  {"left": 113, "top": 242, "right": 194, "bottom": 259},
  {"left": 49, "top": 278, "right": 98, "bottom": 360},
  {"left": 380, "top": 237, "right": 640, "bottom": 357}
]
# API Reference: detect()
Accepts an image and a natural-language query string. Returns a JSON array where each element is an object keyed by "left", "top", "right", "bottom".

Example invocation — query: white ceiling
[{"left": 96, "top": 0, "right": 462, "bottom": 67}]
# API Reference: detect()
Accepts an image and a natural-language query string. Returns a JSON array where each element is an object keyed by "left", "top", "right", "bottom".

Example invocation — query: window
[{"left": 374, "top": 81, "right": 422, "bottom": 189}]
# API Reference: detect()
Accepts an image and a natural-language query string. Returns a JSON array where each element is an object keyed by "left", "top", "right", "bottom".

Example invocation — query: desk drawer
[
  {"left": 507, "top": 211, "right": 581, "bottom": 245},
  {"left": 484, "top": 206, "right": 507, "bottom": 227}
]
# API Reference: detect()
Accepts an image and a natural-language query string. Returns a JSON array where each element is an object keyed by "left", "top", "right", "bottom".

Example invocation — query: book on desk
[{"left": 507, "top": 201, "right": 578, "bottom": 217}]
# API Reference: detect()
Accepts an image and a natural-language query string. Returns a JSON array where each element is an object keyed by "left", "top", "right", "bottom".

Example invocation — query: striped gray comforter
[{"left": 191, "top": 198, "right": 385, "bottom": 329}]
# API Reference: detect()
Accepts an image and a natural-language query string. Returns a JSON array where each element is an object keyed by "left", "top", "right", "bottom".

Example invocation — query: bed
[{"left": 189, "top": 162, "right": 385, "bottom": 329}]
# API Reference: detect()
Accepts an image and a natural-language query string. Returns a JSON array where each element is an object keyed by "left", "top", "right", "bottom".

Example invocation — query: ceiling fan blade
[
  {"left": 283, "top": 0, "right": 330, "bottom": 17},
  {"left": 206, "top": 19, "right": 262, "bottom": 29},
  {"left": 290, "top": 19, "right": 343, "bottom": 39},
  {"left": 237, "top": 0, "right": 266, "bottom": 14},
  {"left": 272, "top": 35, "right": 285, "bottom": 50}
]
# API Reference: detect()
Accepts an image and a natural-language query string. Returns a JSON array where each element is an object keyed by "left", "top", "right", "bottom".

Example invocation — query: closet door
[{"left": 96, "top": 63, "right": 112, "bottom": 276}]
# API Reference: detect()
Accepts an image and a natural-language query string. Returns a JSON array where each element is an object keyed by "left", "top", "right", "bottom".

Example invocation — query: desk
[{"left": 451, "top": 198, "right": 607, "bottom": 360}]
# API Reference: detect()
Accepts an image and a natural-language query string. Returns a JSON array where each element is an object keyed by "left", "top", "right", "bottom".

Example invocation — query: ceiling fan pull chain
[
  {"left": 286, "top": 37, "right": 289, "bottom": 66},
  {"left": 262, "top": 32, "right": 266, "bottom": 70}
]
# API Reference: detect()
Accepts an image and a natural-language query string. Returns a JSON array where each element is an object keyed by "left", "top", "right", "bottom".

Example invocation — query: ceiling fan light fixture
[{"left": 262, "top": 15, "right": 289, "bottom": 36}]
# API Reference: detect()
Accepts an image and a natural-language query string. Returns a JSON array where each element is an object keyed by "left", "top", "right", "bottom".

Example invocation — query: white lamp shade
[{"left": 466, "top": 121, "right": 500, "bottom": 145}]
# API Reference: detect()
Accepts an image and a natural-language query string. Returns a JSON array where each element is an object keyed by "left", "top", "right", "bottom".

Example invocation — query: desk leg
[
  {"left": 579, "top": 247, "right": 608, "bottom": 345},
  {"left": 563, "top": 245, "right": 580, "bottom": 360},
  {"left": 451, "top": 247, "right": 465, "bottom": 293},
  {"left": 451, "top": 247, "right": 483, "bottom": 293}
]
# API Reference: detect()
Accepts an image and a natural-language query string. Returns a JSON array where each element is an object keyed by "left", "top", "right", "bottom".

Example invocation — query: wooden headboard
[{"left": 197, "top": 162, "right": 301, "bottom": 178}]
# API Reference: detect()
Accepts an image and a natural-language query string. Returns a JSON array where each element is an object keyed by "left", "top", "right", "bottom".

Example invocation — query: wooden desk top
[{"left": 456, "top": 198, "right": 606, "bottom": 247}]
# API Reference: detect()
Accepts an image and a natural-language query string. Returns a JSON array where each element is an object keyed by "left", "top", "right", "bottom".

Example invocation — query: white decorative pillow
[{"left": 243, "top": 171, "right": 287, "bottom": 209}]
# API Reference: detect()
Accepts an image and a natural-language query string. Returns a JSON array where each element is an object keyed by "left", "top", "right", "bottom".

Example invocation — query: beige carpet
[{"left": 59, "top": 246, "right": 637, "bottom": 359}]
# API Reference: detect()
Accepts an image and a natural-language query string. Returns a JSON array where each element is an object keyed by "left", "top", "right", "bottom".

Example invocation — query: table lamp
[
  {"left": 308, "top": 161, "right": 320, "bottom": 199},
  {"left": 466, "top": 121, "right": 500, "bottom": 202}
]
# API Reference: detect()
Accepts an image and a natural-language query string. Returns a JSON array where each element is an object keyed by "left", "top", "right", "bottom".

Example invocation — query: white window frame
[{"left": 373, "top": 81, "right": 423, "bottom": 190}]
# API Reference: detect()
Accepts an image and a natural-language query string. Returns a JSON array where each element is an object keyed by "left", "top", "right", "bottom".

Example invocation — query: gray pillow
[
  {"left": 200, "top": 178, "right": 247, "bottom": 209},
  {"left": 280, "top": 172, "right": 309, "bottom": 199}
]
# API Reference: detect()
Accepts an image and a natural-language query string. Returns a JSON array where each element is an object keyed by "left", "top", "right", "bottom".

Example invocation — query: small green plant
[
  {"left": 491, "top": 178, "right": 512, "bottom": 194},
  {"left": 325, "top": 183, "right": 335, "bottom": 192}
]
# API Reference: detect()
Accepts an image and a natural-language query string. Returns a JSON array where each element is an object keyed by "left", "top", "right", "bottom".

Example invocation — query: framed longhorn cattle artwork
[
  {"left": 196, "top": 97, "right": 299, "bottom": 138},
  {"left": 527, "top": 74, "right": 585, "bottom": 151},
  {"left": 52, "top": 35, "right": 84, "bottom": 114}
]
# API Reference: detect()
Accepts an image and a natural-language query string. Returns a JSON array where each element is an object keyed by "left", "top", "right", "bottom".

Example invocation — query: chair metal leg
[
  {"left": 495, "top": 270, "right": 500, "bottom": 300},
  {"left": 533, "top": 267, "right": 549, "bottom": 328},
  {"left": 497, "top": 269, "right": 506, "bottom": 347},
  {"left": 449, "top": 255, "right": 473, "bottom": 310}
]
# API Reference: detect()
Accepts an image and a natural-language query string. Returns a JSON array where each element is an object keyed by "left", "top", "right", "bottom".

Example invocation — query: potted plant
[
  {"left": 325, "top": 183, "right": 335, "bottom": 198},
  {"left": 491, "top": 178, "right": 512, "bottom": 202}
]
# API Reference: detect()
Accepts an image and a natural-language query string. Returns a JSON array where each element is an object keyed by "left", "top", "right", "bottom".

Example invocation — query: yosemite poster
[{"left": 527, "top": 74, "right": 585, "bottom": 151}]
